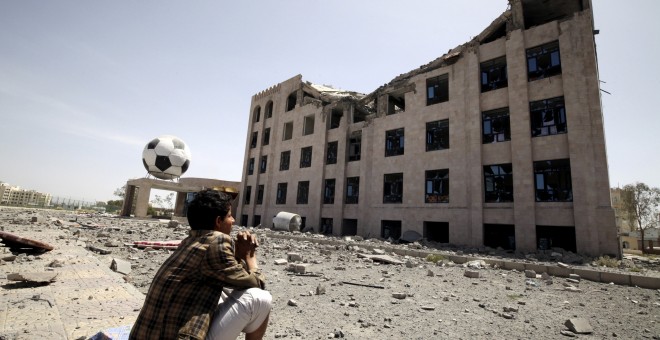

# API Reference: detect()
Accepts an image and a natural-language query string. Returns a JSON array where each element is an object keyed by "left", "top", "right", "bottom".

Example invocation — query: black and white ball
[{"left": 142, "top": 135, "right": 191, "bottom": 180}]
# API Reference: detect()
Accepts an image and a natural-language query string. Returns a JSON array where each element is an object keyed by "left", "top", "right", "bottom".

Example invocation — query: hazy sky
[{"left": 1, "top": 1, "right": 658, "bottom": 202}]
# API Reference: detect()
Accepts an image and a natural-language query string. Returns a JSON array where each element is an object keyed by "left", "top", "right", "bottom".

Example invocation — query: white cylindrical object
[{"left": 272, "top": 212, "right": 302, "bottom": 232}]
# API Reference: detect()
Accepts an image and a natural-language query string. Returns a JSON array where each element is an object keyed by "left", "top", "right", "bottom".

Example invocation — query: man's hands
[{"left": 235, "top": 231, "right": 259, "bottom": 271}]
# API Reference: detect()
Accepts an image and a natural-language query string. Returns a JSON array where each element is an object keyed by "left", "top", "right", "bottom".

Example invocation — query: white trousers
[{"left": 206, "top": 288, "right": 272, "bottom": 340}]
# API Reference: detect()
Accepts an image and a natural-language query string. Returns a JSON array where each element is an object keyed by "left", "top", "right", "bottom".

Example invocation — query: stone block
[
  {"left": 525, "top": 263, "right": 548, "bottom": 274},
  {"left": 110, "top": 258, "right": 132, "bottom": 275},
  {"left": 274, "top": 259, "right": 288, "bottom": 265},
  {"left": 564, "top": 318, "right": 593, "bottom": 334},
  {"left": 524, "top": 270, "right": 537, "bottom": 278},
  {"left": 630, "top": 275, "right": 660, "bottom": 289},
  {"left": 448, "top": 255, "right": 468, "bottom": 264},
  {"left": 600, "top": 272, "right": 631, "bottom": 286},
  {"left": 548, "top": 265, "right": 571, "bottom": 278},
  {"left": 464, "top": 270, "right": 480, "bottom": 278},
  {"left": 483, "top": 259, "right": 505, "bottom": 268},
  {"left": 503, "top": 261, "right": 526, "bottom": 271},
  {"left": 571, "top": 268, "right": 600, "bottom": 282},
  {"left": 287, "top": 253, "right": 303, "bottom": 262}
]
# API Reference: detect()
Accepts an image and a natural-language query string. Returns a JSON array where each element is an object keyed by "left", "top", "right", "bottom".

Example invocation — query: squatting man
[{"left": 129, "top": 189, "right": 271, "bottom": 340}]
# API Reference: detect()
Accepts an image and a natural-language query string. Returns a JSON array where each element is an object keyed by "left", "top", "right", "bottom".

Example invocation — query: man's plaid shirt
[{"left": 129, "top": 230, "right": 266, "bottom": 339}]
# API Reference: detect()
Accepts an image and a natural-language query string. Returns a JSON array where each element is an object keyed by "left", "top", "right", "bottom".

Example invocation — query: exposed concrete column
[
  {"left": 506, "top": 29, "right": 536, "bottom": 253},
  {"left": 134, "top": 183, "right": 152, "bottom": 218},
  {"left": 174, "top": 192, "right": 186, "bottom": 216},
  {"left": 121, "top": 185, "right": 136, "bottom": 217}
]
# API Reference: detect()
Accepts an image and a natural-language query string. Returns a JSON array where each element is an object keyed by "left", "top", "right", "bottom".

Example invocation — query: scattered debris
[{"left": 7, "top": 272, "right": 58, "bottom": 283}]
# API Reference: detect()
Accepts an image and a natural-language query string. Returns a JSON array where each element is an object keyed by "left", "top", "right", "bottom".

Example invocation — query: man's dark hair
[{"left": 186, "top": 189, "right": 233, "bottom": 230}]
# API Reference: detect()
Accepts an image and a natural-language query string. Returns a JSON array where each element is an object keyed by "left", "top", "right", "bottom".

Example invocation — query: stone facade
[{"left": 237, "top": 0, "right": 619, "bottom": 256}]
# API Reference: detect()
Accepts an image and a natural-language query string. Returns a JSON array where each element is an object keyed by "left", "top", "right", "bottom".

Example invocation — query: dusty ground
[{"left": 1, "top": 207, "right": 660, "bottom": 339}]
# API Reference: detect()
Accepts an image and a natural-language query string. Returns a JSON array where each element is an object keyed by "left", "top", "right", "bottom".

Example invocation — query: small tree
[
  {"left": 621, "top": 182, "right": 660, "bottom": 253},
  {"left": 114, "top": 185, "right": 127, "bottom": 199}
]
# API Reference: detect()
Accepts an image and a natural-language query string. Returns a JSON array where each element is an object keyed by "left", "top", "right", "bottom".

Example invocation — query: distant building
[
  {"left": 237, "top": 0, "right": 619, "bottom": 256},
  {"left": 611, "top": 187, "right": 660, "bottom": 252},
  {"left": 0, "top": 182, "right": 52, "bottom": 207}
]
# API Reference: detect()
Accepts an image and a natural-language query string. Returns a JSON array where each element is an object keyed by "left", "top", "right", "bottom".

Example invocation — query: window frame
[
  {"left": 326, "top": 141, "right": 338, "bottom": 165},
  {"left": 276, "top": 183, "right": 287, "bottom": 204},
  {"left": 256, "top": 185, "right": 264, "bottom": 205},
  {"left": 262, "top": 127, "right": 270, "bottom": 146},
  {"left": 533, "top": 159, "right": 573, "bottom": 202},
  {"left": 259, "top": 155, "right": 267, "bottom": 174},
  {"left": 345, "top": 176, "right": 360, "bottom": 204},
  {"left": 303, "top": 115, "right": 315, "bottom": 136},
  {"left": 300, "top": 146, "right": 312, "bottom": 168},
  {"left": 247, "top": 157, "right": 254, "bottom": 175},
  {"left": 480, "top": 56, "right": 508, "bottom": 92},
  {"left": 385, "top": 128, "right": 405, "bottom": 157},
  {"left": 296, "top": 181, "right": 310, "bottom": 205},
  {"left": 426, "top": 119, "right": 449, "bottom": 151},
  {"left": 324, "top": 179, "right": 335, "bottom": 204},
  {"left": 279, "top": 151, "right": 290, "bottom": 171},
  {"left": 530, "top": 96, "right": 567, "bottom": 137},
  {"left": 383, "top": 173, "right": 403, "bottom": 203},
  {"left": 426, "top": 74, "right": 449, "bottom": 105},
  {"left": 283, "top": 122, "right": 293, "bottom": 141},
  {"left": 482, "top": 108, "right": 511, "bottom": 143},
  {"left": 527, "top": 40, "right": 562, "bottom": 81},
  {"left": 425, "top": 169, "right": 449, "bottom": 203},
  {"left": 484, "top": 163, "right": 514, "bottom": 203},
  {"left": 250, "top": 131, "right": 258, "bottom": 149}
]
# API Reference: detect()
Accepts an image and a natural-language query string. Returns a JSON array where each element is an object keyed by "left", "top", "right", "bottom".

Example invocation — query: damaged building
[{"left": 237, "top": 0, "right": 619, "bottom": 256}]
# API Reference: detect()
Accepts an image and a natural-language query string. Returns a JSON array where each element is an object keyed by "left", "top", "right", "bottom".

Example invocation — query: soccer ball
[{"left": 142, "top": 135, "right": 192, "bottom": 180}]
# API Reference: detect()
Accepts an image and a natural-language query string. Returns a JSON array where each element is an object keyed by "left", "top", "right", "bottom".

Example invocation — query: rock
[
  {"left": 501, "top": 313, "right": 514, "bottom": 319},
  {"left": 569, "top": 274, "right": 581, "bottom": 281},
  {"left": 557, "top": 262, "right": 570, "bottom": 268},
  {"left": 372, "top": 249, "right": 386, "bottom": 255},
  {"left": 524, "top": 270, "right": 536, "bottom": 278},
  {"left": 464, "top": 270, "right": 480, "bottom": 279},
  {"left": 427, "top": 270, "right": 435, "bottom": 277},
  {"left": 566, "top": 278, "right": 580, "bottom": 284},
  {"left": 560, "top": 330, "right": 577, "bottom": 337},
  {"left": 503, "top": 306, "right": 519, "bottom": 313},
  {"left": 48, "top": 259, "right": 64, "bottom": 267},
  {"left": 392, "top": 293, "right": 407, "bottom": 300},
  {"left": 168, "top": 220, "right": 180, "bottom": 228},
  {"left": 564, "top": 318, "right": 593, "bottom": 334},
  {"left": 274, "top": 259, "right": 288, "bottom": 265},
  {"left": 564, "top": 286, "right": 582, "bottom": 292},
  {"left": 287, "top": 299, "right": 298, "bottom": 307},
  {"left": 290, "top": 264, "right": 308, "bottom": 274},
  {"left": 110, "top": 258, "right": 132, "bottom": 275},
  {"left": 400, "top": 230, "right": 422, "bottom": 243},
  {"left": 421, "top": 305, "right": 435, "bottom": 310},
  {"left": 320, "top": 249, "right": 332, "bottom": 256},
  {"left": 316, "top": 284, "right": 326, "bottom": 295},
  {"left": 31, "top": 216, "right": 41, "bottom": 223},
  {"left": 464, "top": 260, "right": 487, "bottom": 269},
  {"left": 287, "top": 253, "right": 303, "bottom": 262},
  {"left": 405, "top": 260, "right": 415, "bottom": 268},
  {"left": 7, "top": 272, "right": 58, "bottom": 283}
]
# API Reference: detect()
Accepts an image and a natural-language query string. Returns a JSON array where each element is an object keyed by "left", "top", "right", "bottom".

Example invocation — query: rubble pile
[{"left": 1, "top": 207, "right": 659, "bottom": 339}]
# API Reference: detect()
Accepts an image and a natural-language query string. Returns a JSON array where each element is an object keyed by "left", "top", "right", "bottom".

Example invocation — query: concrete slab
[
  {"left": 503, "top": 261, "right": 526, "bottom": 271},
  {"left": 571, "top": 268, "right": 601, "bottom": 282},
  {"left": 600, "top": 272, "right": 631, "bottom": 286},
  {"left": 630, "top": 275, "right": 660, "bottom": 289},
  {"left": 548, "top": 265, "right": 572, "bottom": 278},
  {"left": 525, "top": 263, "right": 548, "bottom": 274}
]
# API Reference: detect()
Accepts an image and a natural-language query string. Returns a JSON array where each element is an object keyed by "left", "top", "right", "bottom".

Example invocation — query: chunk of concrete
[
  {"left": 464, "top": 270, "right": 480, "bottom": 278},
  {"left": 564, "top": 318, "right": 593, "bottom": 334},
  {"left": 110, "top": 258, "right": 132, "bottom": 275},
  {"left": 287, "top": 253, "right": 303, "bottom": 262},
  {"left": 7, "top": 272, "right": 58, "bottom": 283}
]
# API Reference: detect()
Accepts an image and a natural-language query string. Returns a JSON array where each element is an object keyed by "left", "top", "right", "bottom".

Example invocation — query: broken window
[
  {"left": 276, "top": 183, "right": 287, "bottom": 204},
  {"left": 425, "top": 169, "right": 449, "bottom": 203},
  {"left": 265, "top": 100, "right": 273, "bottom": 118},
  {"left": 342, "top": 219, "right": 358, "bottom": 236},
  {"left": 424, "top": 221, "right": 449, "bottom": 243},
  {"left": 253, "top": 106, "right": 261, "bottom": 122},
  {"left": 484, "top": 163, "right": 513, "bottom": 203},
  {"left": 345, "top": 176, "right": 359, "bottom": 204},
  {"left": 283, "top": 122, "right": 293, "bottom": 141},
  {"left": 303, "top": 115, "right": 315, "bottom": 136},
  {"left": 353, "top": 109, "right": 367, "bottom": 123},
  {"left": 482, "top": 108, "right": 511, "bottom": 143},
  {"left": 256, "top": 185, "right": 264, "bottom": 205},
  {"left": 348, "top": 135, "right": 361, "bottom": 162},
  {"left": 426, "top": 119, "right": 449, "bottom": 151},
  {"left": 286, "top": 91, "right": 297, "bottom": 111},
  {"left": 483, "top": 224, "right": 516, "bottom": 250},
  {"left": 533, "top": 159, "right": 572, "bottom": 202},
  {"left": 250, "top": 131, "right": 258, "bottom": 148},
  {"left": 243, "top": 185, "right": 251, "bottom": 204},
  {"left": 527, "top": 41, "right": 561, "bottom": 81},
  {"left": 530, "top": 96, "right": 567, "bottom": 137},
  {"left": 241, "top": 215, "right": 248, "bottom": 227},
  {"left": 300, "top": 146, "right": 312, "bottom": 168},
  {"left": 324, "top": 179, "right": 335, "bottom": 204},
  {"left": 381, "top": 220, "right": 402, "bottom": 240},
  {"left": 387, "top": 94, "right": 405, "bottom": 115},
  {"left": 330, "top": 108, "right": 343, "bottom": 129},
  {"left": 279, "top": 150, "right": 290, "bottom": 171},
  {"left": 326, "top": 141, "right": 338, "bottom": 165},
  {"left": 426, "top": 74, "right": 449, "bottom": 105},
  {"left": 259, "top": 155, "right": 267, "bottom": 173},
  {"left": 385, "top": 128, "right": 405, "bottom": 157},
  {"left": 383, "top": 173, "right": 403, "bottom": 203},
  {"left": 296, "top": 181, "right": 309, "bottom": 205},
  {"left": 536, "top": 225, "right": 576, "bottom": 253},
  {"left": 247, "top": 157, "right": 254, "bottom": 176},
  {"left": 262, "top": 128, "right": 270, "bottom": 146},
  {"left": 481, "top": 56, "right": 508, "bottom": 92},
  {"left": 253, "top": 215, "right": 261, "bottom": 227},
  {"left": 321, "top": 218, "right": 333, "bottom": 235}
]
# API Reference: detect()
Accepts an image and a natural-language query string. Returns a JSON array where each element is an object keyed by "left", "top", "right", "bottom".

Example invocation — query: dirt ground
[{"left": 1, "top": 208, "right": 659, "bottom": 339}]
